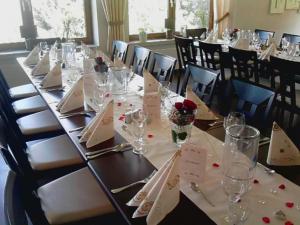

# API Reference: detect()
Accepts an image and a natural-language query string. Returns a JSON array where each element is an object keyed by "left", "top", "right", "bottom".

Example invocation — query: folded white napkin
[
  {"left": 267, "top": 122, "right": 300, "bottom": 166},
  {"left": 143, "top": 70, "right": 159, "bottom": 93},
  {"left": 127, "top": 151, "right": 180, "bottom": 225},
  {"left": 24, "top": 45, "right": 40, "bottom": 66},
  {"left": 260, "top": 43, "right": 276, "bottom": 61},
  {"left": 143, "top": 92, "right": 161, "bottom": 125},
  {"left": 79, "top": 100, "right": 114, "bottom": 148},
  {"left": 186, "top": 87, "right": 218, "bottom": 120},
  {"left": 83, "top": 59, "right": 96, "bottom": 73},
  {"left": 113, "top": 58, "right": 126, "bottom": 68},
  {"left": 204, "top": 32, "right": 214, "bottom": 43},
  {"left": 31, "top": 52, "right": 50, "bottom": 76},
  {"left": 57, "top": 77, "right": 84, "bottom": 113},
  {"left": 234, "top": 38, "right": 250, "bottom": 50},
  {"left": 40, "top": 63, "right": 62, "bottom": 88}
]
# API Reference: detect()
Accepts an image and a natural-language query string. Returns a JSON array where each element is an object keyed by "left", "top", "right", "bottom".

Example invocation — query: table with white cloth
[{"left": 17, "top": 57, "right": 300, "bottom": 225}]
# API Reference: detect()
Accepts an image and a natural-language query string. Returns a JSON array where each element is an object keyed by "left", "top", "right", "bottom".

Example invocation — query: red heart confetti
[
  {"left": 278, "top": 184, "right": 286, "bottom": 190},
  {"left": 253, "top": 179, "right": 259, "bottom": 184},
  {"left": 147, "top": 134, "right": 154, "bottom": 138},
  {"left": 117, "top": 102, "right": 122, "bottom": 106},
  {"left": 285, "top": 202, "right": 294, "bottom": 208},
  {"left": 129, "top": 104, "right": 133, "bottom": 107},
  {"left": 285, "top": 221, "right": 294, "bottom": 225},
  {"left": 262, "top": 217, "right": 270, "bottom": 224},
  {"left": 212, "top": 163, "right": 220, "bottom": 168},
  {"left": 105, "top": 93, "right": 110, "bottom": 98},
  {"left": 118, "top": 114, "right": 125, "bottom": 121}
]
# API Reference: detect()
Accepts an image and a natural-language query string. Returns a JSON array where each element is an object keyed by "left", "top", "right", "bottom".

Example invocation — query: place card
[
  {"left": 143, "top": 92, "right": 161, "bottom": 124},
  {"left": 180, "top": 143, "right": 207, "bottom": 184}
]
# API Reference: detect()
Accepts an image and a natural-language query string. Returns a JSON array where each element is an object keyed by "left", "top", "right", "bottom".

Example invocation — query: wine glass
[
  {"left": 223, "top": 112, "right": 245, "bottom": 130},
  {"left": 39, "top": 41, "right": 48, "bottom": 56},
  {"left": 132, "top": 109, "right": 148, "bottom": 155},
  {"left": 93, "top": 78, "right": 108, "bottom": 112}
]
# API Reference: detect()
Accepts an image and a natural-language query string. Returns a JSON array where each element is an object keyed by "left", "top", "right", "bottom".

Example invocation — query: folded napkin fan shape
[
  {"left": 260, "top": 43, "right": 276, "bottom": 61},
  {"left": 267, "top": 122, "right": 300, "bottom": 166},
  {"left": 79, "top": 100, "right": 114, "bottom": 148},
  {"left": 186, "top": 87, "right": 218, "bottom": 121},
  {"left": 143, "top": 70, "right": 160, "bottom": 93},
  {"left": 31, "top": 52, "right": 50, "bottom": 76},
  {"left": 40, "top": 63, "right": 62, "bottom": 88},
  {"left": 127, "top": 151, "right": 181, "bottom": 225},
  {"left": 56, "top": 77, "right": 84, "bottom": 114},
  {"left": 24, "top": 45, "right": 40, "bottom": 66}
]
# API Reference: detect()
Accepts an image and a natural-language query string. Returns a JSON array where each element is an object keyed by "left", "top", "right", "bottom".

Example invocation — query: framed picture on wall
[
  {"left": 270, "top": 0, "right": 286, "bottom": 13},
  {"left": 286, "top": 0, "right": 300, "bottom": 9}
]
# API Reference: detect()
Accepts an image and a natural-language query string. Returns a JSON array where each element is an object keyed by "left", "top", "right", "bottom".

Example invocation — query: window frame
[
  {"left": 0, "top": 0, "right": 93, "bottom": 51},
  {"left": 128, "top": 0, "right": 210, "bottom": 41}
]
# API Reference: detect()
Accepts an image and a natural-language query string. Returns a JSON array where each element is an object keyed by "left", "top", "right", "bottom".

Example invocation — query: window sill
[
  {"left": 0, "top": 50, "right": 28, "bottom": 56},
  {"left": 129, "top": 38, "right": 175, "bottom": 47}
]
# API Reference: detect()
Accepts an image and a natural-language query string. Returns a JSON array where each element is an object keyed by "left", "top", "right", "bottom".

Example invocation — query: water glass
[
  {"left": 225, "top": 194, "right": 249, "bottom": 225},
  {"left": 132, "top": 109, "right": 148, "bottom": 155},
  {"left": 62, "top": 42, "right": 76, "bottom": 68},
  {"left": 222, "top": 124, "right": 260, "bottom": 196},
  {"left": 39, "top": 41, "right": 48, "bottom": 56},
  {"left": 223, "top": 112, "right": 245, "bottom": 129}
]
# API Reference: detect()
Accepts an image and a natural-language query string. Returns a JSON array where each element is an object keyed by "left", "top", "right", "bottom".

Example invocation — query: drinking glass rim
[{"left": 225, "top": 124, "right": 260, "bottom": 140}]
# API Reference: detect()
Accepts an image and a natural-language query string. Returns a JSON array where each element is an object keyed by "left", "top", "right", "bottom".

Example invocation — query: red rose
[
  {"left": 175, "top": 102, "right": 183, "bottom": 110},
  {"left": 183, "top": 99, "right": 197, "bottom": 111},
  {"left": 95, "top": 56, "right": 103, "bottom": 64}
]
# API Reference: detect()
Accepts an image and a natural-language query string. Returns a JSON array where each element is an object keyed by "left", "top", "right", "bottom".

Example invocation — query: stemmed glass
[
  {"left": 39, "top": 41, "right": 48, "bottom": 56},
  {"left": 223, "top": 112, "right": 245, "bottom": 130},
  {"left": 132, "top": 109, "right": 148, "bottom": 155},
  {"left": 282, "top": 37, "right": 290, "bottom": 54},
  {"left": 159, "top": 81, "right": 171, "bottom": 115},
  {"left": 93, "top": 76, "right": 109, "bottom": 112}
]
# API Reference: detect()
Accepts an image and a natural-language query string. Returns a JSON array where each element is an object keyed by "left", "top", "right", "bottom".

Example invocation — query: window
[
  {"left": 0, "top": 0, "right": 91, "bottom": 50},
  {"left": 175, "top": 0, "right": 209, "bottom": 31},
  {"left": 128, "top": 0, "right": 168, "bottom": 35},
  {"left": 128, "top": 0, "right": 210, "bottom": 40}
]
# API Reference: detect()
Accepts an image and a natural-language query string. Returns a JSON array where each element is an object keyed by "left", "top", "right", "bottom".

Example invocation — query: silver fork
[
  {"left": 85, "top": 143, "right": 131, "bottom": 156},
  {"left": 111, "top": 170, "right": 157, "bottom": 193},
  {"left": 86, "top": 145, "right": 132, "bottom": 160},
  {"left": 59, "top": 111, "right": 93, "bottom": 119}
]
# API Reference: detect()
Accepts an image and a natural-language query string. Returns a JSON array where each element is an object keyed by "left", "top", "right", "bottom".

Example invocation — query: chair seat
[
  {"left": 12, "top": 95, "right": 47, "bottom": 115},
  {"left": 37, "top": 167, "right": 114, "bottom": 224},
  {"left": 16, "top": 110, "right": 62, "bottom": 136},
  {"left": 27, "top": 134, "right": 83, "bottom": 171},
  {"left": 9, "top": 84, "right": 38, "bottom": 99}
]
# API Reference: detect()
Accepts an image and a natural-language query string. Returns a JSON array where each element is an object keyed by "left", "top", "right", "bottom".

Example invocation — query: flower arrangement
[
  {"left": 94, "top": 56, "right": 108, "bottom": 73},
  {"left": 169, "top": 99, "right": 197, "bottom": 126}
]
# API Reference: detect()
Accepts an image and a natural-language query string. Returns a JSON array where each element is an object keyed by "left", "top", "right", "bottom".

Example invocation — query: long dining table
[{"left": 16, "top": 55, "right": 300, "bottom": 225}]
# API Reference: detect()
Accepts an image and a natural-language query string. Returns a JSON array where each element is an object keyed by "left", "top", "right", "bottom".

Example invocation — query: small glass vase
[{"left": 171, "top": 122, "right": 193, "bottom": 147}]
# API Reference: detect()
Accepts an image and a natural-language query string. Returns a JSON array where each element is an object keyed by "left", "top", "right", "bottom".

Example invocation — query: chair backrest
[
  {"left": 179, "top": 63, "right": 219, "bottom": 106},
  {"left": 198, "top": 41, "right": 222, "bottom": 70},
  {"left": 270, "top": 56, "right": 300, "bottom": 127},
  {"left": 130, "top": 45, "right": 151, "bottom": 76},
  {"left": 186, "top": 28, "right": 207, "bottom": 40},
  {"left": 281, "top": 33, "right": 300, "bottom": 47},
  {"left": 231, "top": 78, "right": 276, "bottom": 127},
  {"left": 254, "top": 29, "right": 275, "bottom": 44},
  {"left": 111, "top": 40, "right": 128, "bottom": 63},
  {"left": 229, "top": 47, "right": 259, "bottom": 83},
  {"left": 147, "top": 52, "right": 177, "bottom": 82},
  {"left": 0, "top": 70, "right": 12, "bottom": 103},
  {"left": 174, "top": 35, "right": 197, "bottom": 70}
]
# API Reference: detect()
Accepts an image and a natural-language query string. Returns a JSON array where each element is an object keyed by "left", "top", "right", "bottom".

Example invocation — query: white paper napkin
[
  {"left": 24, "top": 45, "right": 40, "bottom": 66},
  {"left": 267, "top": 122, "right": 300, "bottom": 166},
  {"left": 143, "top": 70, "right": 159, "bottom": 93},
  {"left": 260, "top": 43, "right": 276, "bottom": 61},
  {"left": 186, "top": 87, "right": 218, "bottom": 120},
  {"left": 143, "top": 92, "right": 161, "bottom": 125},
  {"left": 113, "top": 58, "right": 126, "bottom": 68},
  {"left": 57, "top": 77, "right": 84, "bottom": 113},
  {"left": 40, "top": 63, "right": 62, "bottom": 88},
  {"left": 127, "top": 151, "right": 180, "bottom": 225},
  {"left": 31, "top": 52, "right": 50, "bottom": 76},
  {"left": 204, "top": 32, "right": 214, "bottom": 43},
  {"left": 79, "top": 100, "right": 114, "bottom": 148}
]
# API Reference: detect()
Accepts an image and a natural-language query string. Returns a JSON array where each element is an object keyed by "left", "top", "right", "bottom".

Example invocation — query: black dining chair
[
  {"left": 186, "top": 28, "right": 207, "bottom": 40},
  {"left": 280, "top": 33, "right": 300, "bottom": 47},
  {"left": 111, "top": 40, "right": 128, "bottom": 63},
  {"left": 230, "top": 78, "right": 276, "bottom": 129},
  {"left": 179, "top": 63, "right": 219, "bottom": 106},
  {"left": 229, "top": 47, "right": 259, "bottom": 84},
  {"left": 147, "top": 52, "right": 177, "bottom": 84},
  {"left": 198, "top": 41, "right": 222, "bottom": 71},
  {"left": 270, "top": 56, "right": 300, "bottom": 128},
  {"left": 130, "top": 45, "right": 151, "bottom": 76},
  {"left": 254, "top": 29, "right": 275, "bottom": 45}
]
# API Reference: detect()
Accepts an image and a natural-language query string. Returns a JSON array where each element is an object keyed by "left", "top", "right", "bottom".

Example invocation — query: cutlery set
[
  {"left": 85, "top": 143, "right": 132, "bottom": 160},
  {"left": 59, "top": 110, "right": 93, "bottom": 119}
]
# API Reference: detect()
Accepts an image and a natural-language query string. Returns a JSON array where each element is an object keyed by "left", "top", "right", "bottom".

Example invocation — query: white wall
[{"left": 229, "top": 0, "right": 300, "bottom": 44}]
